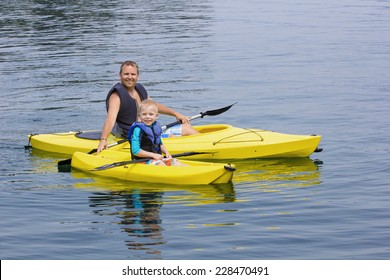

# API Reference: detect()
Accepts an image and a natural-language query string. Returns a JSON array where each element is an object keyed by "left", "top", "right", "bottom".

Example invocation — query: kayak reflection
[
  {"left": 28, "top": 148, "right": 321, "bottom": 191},
  {"left": 27, "top": 149, "right": 322, "bottom": 256},
  {"left": 232, "top": 157, "right": 322, "bottom": 189},
  {"left": 88, "top": 189, "right": 165, "bottom": 256},
  {"left": 72, "top": 171, "right": 236, "bottom": 205},
  {"left": 72, "top": 173, "right": 236, "bottom": 256}
]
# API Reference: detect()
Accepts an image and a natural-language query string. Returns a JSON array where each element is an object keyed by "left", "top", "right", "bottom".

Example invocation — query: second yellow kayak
[{"left": 71, "top": 150, "right": 236, "bottom": 185}]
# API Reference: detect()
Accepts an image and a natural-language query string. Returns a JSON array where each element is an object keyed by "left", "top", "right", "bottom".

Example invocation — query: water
[{"left": 1, "top": 0, "right": 389, "bottom": 260}]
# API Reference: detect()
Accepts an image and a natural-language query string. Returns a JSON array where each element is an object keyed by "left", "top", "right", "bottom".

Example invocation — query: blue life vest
[
  {"left": 106, "top": 82, "right": 148, "bottom": 137},
  {"left": 128, "top": 121, "right": 163, "bottom": 160}
]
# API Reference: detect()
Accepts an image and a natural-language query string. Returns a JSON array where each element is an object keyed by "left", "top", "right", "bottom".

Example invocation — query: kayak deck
[
  {"left": 163, "top": 126, "right": 321, "bottom": 159},
  {"left": 28, "top": 131, "right": 125, "bottom": 155}
]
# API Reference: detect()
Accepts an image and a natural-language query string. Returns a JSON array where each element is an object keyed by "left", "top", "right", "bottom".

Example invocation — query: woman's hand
[
  {"left": 96, "top": 139, "right": 107, "bottom": 154},
  {"left": 175, "top": 112, "right": 190, "bottom": 124}
]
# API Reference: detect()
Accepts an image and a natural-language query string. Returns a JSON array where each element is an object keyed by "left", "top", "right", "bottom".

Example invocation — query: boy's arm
[{"left": 160, "top": 144, "right": 171, "bottom": 159}]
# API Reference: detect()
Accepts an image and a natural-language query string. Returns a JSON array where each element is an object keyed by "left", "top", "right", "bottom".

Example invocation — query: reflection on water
[
  {"left": 72, "top": 171, "right": 236, "bottom": 206},
  {"left": 233, "top": 157, "right": 322, "bottom": 190},
  {"left": 27, "top": 149, "right": 322, "bottom": 255},
  {"left": 72, "top": 173, "right": 235, "bottom": 256},
  {"left": 25, "top": 148, "right": 70, "bottom": 174},
  {"left": 70, "top": 159, "right": 323, "bottom": 257},
  {"left": 89, "top": 190, "right": 165, "bottom": 256},
  {"left": 28, "top": 147, "right": 322, "bottom": 195}
]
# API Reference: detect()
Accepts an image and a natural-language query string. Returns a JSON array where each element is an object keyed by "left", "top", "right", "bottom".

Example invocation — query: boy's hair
[
  {"left": 138, "top": 98, "right": 158, "bottom": 114},
  {"left": 120, "top": 60, "right": 139, "bottom": 74}
]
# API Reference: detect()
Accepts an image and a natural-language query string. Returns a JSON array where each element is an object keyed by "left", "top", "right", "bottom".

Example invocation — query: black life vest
[
  {"left": 106, "top": 82, "right": 148, "bottom": 137},
  {"left": 128, "top": 121, "right": 163, "bottom": 160}
]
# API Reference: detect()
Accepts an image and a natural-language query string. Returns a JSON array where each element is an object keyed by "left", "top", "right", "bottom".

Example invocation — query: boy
[{"left": 128, "top": 99, "right": 185, "bottom": 166}]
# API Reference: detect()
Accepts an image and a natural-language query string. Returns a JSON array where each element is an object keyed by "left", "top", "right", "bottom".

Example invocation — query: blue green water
[{"left": 1, "top": 0, "right": 389, "bottom": 259}]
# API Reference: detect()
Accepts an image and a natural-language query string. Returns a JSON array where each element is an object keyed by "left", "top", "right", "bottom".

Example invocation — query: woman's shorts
[{"left": 161, "top": 124, "right": 182, "bottom": 138}]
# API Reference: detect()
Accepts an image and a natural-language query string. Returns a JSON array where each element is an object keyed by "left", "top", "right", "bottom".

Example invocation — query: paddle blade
[
  {"left": 56, "top": 139, "right": 128, "bottom": 172},
  {"left": 161, "top": 103, "right": 237, "bottom": 130},
  {"left": 58, "top": 161, "right": 71, "bottom": 172},
  {"left": 57, "top": 152, "right": 92, "bottom": 172},
  {"left": 201, "top": 102, "right": 237, "bottom": 117}
]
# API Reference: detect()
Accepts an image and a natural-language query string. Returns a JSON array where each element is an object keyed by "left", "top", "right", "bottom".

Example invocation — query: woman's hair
[{"left": 119, "top": 60, "right": 139, "bottom": 74}]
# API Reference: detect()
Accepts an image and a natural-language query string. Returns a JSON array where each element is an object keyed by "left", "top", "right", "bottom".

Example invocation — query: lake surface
[{"left": 1, "top": 0, "right": 389, "bottom": 260}]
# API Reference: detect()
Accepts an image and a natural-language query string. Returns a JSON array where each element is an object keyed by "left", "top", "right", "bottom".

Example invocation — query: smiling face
[
  {"left": 138, "top": 103, "right": 159, "bottom": 126},
  {"left": 119, "top": 64, "right": 139, "bottom": 90}
]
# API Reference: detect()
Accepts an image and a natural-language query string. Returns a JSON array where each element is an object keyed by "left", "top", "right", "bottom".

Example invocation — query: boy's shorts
[
  {"left": 161, "top": 124, "right": 182, "bottom": 138},
  {"left": 148, "top": 158, "right": 179, "bottom": 166}
]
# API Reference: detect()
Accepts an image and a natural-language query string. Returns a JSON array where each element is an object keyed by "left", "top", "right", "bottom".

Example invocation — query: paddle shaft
[
  {"left": 89, "top": 138, "right": 128, "bottom": 154},
  {"left": 92, "top": 151, "right": 212, "bottom": 171},
  {"left": 161, "top": 114, "right": 203, "bottom": 130},
  {"left": 161, "top": 103, "right": 236, "bottom": 130},
  {"left": 57, "top": 138, "right": 128, "bottom": 166},
  {"left": 57, "top": 103, "right": 235, "bottom": 168}
]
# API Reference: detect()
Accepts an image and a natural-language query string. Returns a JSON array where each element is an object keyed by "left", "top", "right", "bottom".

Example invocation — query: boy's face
[{"left": 139, "top": 105, "right": 158, "bottom": 126}]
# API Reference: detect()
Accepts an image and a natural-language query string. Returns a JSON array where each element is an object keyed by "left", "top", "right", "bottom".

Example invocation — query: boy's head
[
  {"left": 138, "top": 99, "right": 159, "bottom": 125},
  {"left": 139, "top": 98, "right": 158, "bottom": 113}
]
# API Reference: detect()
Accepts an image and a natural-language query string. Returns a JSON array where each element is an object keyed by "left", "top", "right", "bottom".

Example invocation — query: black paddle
[
  {"left": 57, "top": 103, "right": 236, "bottom": 169},
  {"left": 161, "top": 102, "right": 237, "bottom": 130},
  {"left": 57, "top": 138, "right": 128, "bottom": 168},
  {"left": 91, "top": 151, "right": 213, "bottom": 171}
]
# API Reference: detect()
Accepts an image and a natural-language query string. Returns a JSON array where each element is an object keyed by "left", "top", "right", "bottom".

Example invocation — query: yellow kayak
[
  {"left": 71, "top": 150, "right": 235, "bottom": 185},
  {"left": 28, "top": 124, "right": 321, "bottom": 159}
]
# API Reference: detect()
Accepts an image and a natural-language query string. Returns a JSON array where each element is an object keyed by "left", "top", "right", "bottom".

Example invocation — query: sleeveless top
[{"left": 106, "top": 82, "right": 148, "bottom": 137}]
